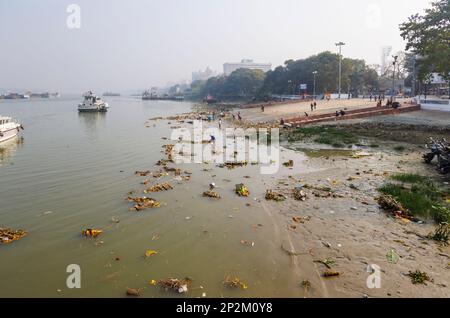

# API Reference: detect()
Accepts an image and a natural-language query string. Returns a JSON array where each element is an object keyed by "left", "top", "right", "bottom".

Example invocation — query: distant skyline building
[
  {"left": 192, "top": 66, "right": 216, "bottom": 82},
  {"left": 223, "top": 59, "right": 272, "bottom": 76}
]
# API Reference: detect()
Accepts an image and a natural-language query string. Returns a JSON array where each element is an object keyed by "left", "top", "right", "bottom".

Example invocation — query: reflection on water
[
  {"left": 78, "top": 112, "right": 107, "bottom": 139},
  {"left": 0, "top": 136, "right": 23, "bottom": 166}
]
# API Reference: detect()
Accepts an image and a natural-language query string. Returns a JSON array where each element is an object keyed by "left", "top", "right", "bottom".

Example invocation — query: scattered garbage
[
  {"left": 82, "top": 229, "right": 103, "bottom": 238},
  {"left": 135, "top": 170, "right": 150, "bottom": 177},
  {"left": 223, "top": 275, "right": 248, "bottom": 290},
  {"left": 127, "top": 196, "right": 161, "bottom": 211},
  {"left": 126, "top": 287, "right": 140, "bottom": 296},
  {"left": 144, "top": 183, "right": 173, "bottom": 193},
  {"left": 283, "top": 160, "right": 294, "bottom": 167},
  {"left": 408, "top": 270, "right": 432, "bottom": 285},
  {"left": 265, "top": 190, "right": 287, "bottom": 202},
  {"left": 293, "top": 188, "right": 307, "bottom": 201},
  {"left": 322, "top": 271, "right": 341, "bottom": 278},
  {"left": 145, "top": 250, "right": 158, "bottom": 258},
  {"left": 314, "top": 258, "right": 335, "bottom": 269},
  {"left": 386, "top": 249, "right": 400, "bottom": 264},
  {"left": 158, "top": 278, "right": 192, "bottom": 294},
  {"left": 235, "top": 184, "right": 250, "bottom": 197},
  {"left": 0, "top": 228, "right": 27, "bottom": 244},
  {"left": 203, "top": 190, "right": 221, "bottom": 199},
  {"left": 240, "top": 240, "right": 255, "bottom": 247},
  {"left": 292, "top": 216, "right": 311, "bottom": 224},
  {"left": 377, "top": 195, "right": 417, "bottom": 221}
]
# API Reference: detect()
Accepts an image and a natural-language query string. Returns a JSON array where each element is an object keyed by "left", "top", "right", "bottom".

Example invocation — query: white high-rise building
[{"left": 223, "top": 59, "right": 272, "bottom": 76}]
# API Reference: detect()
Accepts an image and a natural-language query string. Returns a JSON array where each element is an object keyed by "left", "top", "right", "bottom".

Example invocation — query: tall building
[
  {"left": 192, "top": 67, "right": 216, "bottom": 82},
  {"left": 223, "top": 59, "right": 272, "bottom": 76}
]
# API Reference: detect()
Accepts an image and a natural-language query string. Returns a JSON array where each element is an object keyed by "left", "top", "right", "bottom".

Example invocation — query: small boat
[
  {"left": 0, "top": 115, "right": 23, "bottom": 143},
  {"left": 78, "top": 91, "right": 109, "bottom": 112}
]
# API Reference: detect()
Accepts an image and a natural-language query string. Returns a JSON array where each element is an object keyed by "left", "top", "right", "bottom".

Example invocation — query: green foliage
[
  {"left": 197, "top": 69, "right": 266, "bottom": 101},
  {"left": 379, "top": 175, "right": 450, "bottom": 223},
  {"left": 288, "top": 126, "right": 358, "bottom": 148},
  {"left": 399, "top": 0, "right": 450, "bottom": 81},
  {"left": 390, "top": 173, "right": 428, "bottom": 183},
  {"left": 259, "top": 51, "right": 379, "bottom": 96}
]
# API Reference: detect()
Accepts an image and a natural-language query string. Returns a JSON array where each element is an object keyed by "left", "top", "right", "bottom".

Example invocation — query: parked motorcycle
[{"left": 424, "top": 137, "right": 450, "bottom": 174}]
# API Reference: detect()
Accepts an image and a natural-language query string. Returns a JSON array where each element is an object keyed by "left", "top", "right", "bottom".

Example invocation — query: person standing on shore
[
  {"left": 218, "top": 119, "right": 222, "bottom": 130},
  {"left": 261, "top": 105, "right": 265, "bottom": 112},
  {"left": 310, "top": 103, "right": 314, "bottom": 111},
  {"left": 314, "top": 101, "right": 317, "bottom": 110}
]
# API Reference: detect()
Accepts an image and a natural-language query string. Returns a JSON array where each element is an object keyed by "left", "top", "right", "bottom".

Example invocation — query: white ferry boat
[
  {"left": 0, "top": 115, "right": 23, "bottom": 143},
  {"left": 78, "top": 91, "right": 109, "bottom": 112}
]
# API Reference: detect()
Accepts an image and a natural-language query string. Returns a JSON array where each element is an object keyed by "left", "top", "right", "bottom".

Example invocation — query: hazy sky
[{"left": 0, "top": 0, "right": 433, "bottom": 93}]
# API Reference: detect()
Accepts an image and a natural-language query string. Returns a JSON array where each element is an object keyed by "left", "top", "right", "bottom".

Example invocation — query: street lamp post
[
  {"left": 391, "top": 55, "right": 399, "bottom": 102},
  {"left": 335, "top": 42, "right": 345, "bottom": 99},
  {"left": 312, "top": 71, "right": 318, "bottom": 99}
]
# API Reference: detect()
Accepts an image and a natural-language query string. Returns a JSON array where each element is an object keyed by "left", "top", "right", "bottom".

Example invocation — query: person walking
[
  {"left": 261, "top": 105, "right": 265, "bottom": 112},
  {"left": 310, "top": 103, "right": 314, "bottom": 111},
  {"left": 218, "top": 119, "right": 222, "bottom": 130},
  {"left": 237, "top": 112, "right": 242, "bottom": 121},
  {"left": 314, "top": 101, "right": 317, "bottom": 110}
]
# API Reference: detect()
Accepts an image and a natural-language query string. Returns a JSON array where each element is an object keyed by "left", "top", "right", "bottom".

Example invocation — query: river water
[{"left": 0, "top": 96, "right": 313, "bottom": 297}]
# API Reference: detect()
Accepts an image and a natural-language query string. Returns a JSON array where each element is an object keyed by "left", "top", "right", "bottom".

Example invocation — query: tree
[{"left": 399, "top": 0, "right": 450, "bottom": 81}]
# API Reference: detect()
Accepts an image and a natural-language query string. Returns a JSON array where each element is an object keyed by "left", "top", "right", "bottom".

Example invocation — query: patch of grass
[
  {"left": 378, "top": 174, "right": 449, "bottom": 223},
  {"left": 390, "top": 173, "right": 429, "bottom": 184},
  {"left": 291, "top": 126, "right": 358, "bottom": 148},
  {"left": 408, "top": 270, "right": 432, "bottom": 285},
  {"left": 428, "top": 223, "right": 450, "bottom": 245},
  {"left": 394, "top": 145, "right": 406, "bottom": 152}
]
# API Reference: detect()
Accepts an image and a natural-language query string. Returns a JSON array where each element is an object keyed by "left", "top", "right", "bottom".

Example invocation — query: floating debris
[
  {"left": 223, "top": 275, "right": 248, "bottom": 290},
  {"left": 235, "top": 184, "right": 250, "bottom": 197},
  {"left": 0, "top": 228, "right": 28, "bottom": 244},
  {"left": 144, "top": 183, "right": 173, "bottom": 193},
  {"left": 265, "top": 190, "right": 287, "bottom": 202},
  {"left": 81, "top": 229, "right": 103, "bottom": 238},
  {"left": 203, "top": 190, "right": 221, "bottom": 199},
  {"left": 408, "top": 270, "right": 432, "bottom": 285},
  {"left": 127, "top": 196, "right": 161, "bottom": 211},
  {"left": 145, "top": 250, "right": 158, "bottom": 258},
  {"left": 135, "top": 170, "right": 150, "bottom": 177},
  {"left": 158, "top": 278, "right": 192, "bottom": 294},
  {"left": 126, "top": 287, "right": 140, "bottom": 296},
  {"left": 283, "top": 160, "right": 294, "bottom": 167}
]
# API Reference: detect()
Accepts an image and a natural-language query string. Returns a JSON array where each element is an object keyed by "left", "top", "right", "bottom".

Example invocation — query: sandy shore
[{"left": 263, "top": 144, "right": 449, "bottom": 297}]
